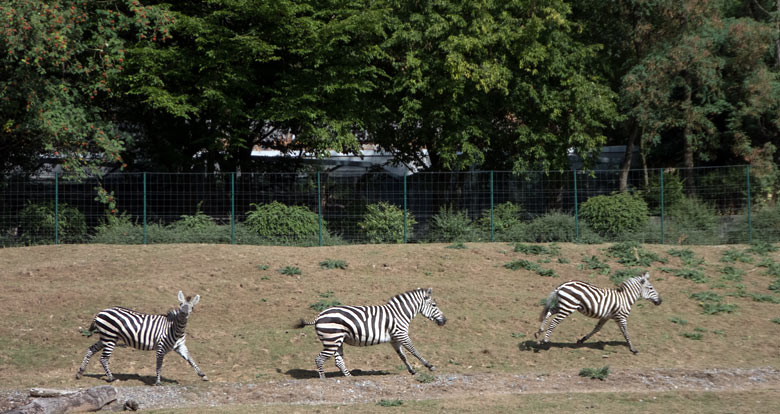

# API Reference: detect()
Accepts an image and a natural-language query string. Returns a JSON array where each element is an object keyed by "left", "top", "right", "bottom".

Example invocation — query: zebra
[
  {"left": 295, "top": 288, "right": 447, "bottom": 378},
  {"left": 534, "top": 272, "right": 662, "bottom": 354},
  {"left": 75, "top": 291, "right": 208, "bottom": 385}
]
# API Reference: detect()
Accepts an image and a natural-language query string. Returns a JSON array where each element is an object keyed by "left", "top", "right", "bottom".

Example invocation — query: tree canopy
[{"left": 1, "top": 0, "right": 778, "bottom": 176}]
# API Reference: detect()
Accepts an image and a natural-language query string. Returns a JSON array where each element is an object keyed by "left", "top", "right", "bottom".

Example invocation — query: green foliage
[
  {"left": 309, "top": 299, "right": 342, "bottom": 312},
  {"left": 719, "top": 266, "right": 744, "bottom": 282},
  {"left": 690, "top": 291, "right": 723, "bottom": 302},
  {"left": 681, "top": 332, "right": 703, "bottom": 340},
  {"left": 415, "top": 372, "right": 436, "bottom": 384},
  {"left": 772, "top": 318, "right": 780, "bottom": 324},
  {"left": 319, "top": 259, "right": 347, "bottom": 270},
  {"left": 257, "top": 264, "right": 270, "bottom": 271},
  {"left": 244, "top": 202, "right": 323, "bottom": 245},
  {"left": 670, "top": 268, "right": 708, "bottom": 283},
  {"left": 664, "top": 197, "right": 721, "bottom": 245},
  {"left": 279, "top": 266, "right": 301, "bottom": 276},
  {"left": 504, "top": 260, "right": 557, "bottom": 277},
  {"left": 748, "top": 293, "right": 780, "bottom": 304},
  {"left": 17, "top": 201, "right": 86, "bottom": 244},
  {"left": 669, "top": 317, "right": 688, "bottom": 325},
  {"left": 521, "top": 212, "right": 603, "bottom": 243},
  {"left": 426, "top": 205, "right": 479, "bottom": 242},
  {"left": 644, "top": 172, "right": 685, "bottom": 214},
  {"left": 0, "top": 0, "right": 171, "bottom": 176},
  {"left": 578, "top": 366, "right": 609, "bottom": 380},
  {"left": 666, "top": 248, "right": 705, "bottom": 267},
  {"left": 606, "top": 241, "right": 664, "bottom": 267},
  {"left": 91, "top": 213, "right": 146, "bottom": 244},
  {"left": 358, "top": 202, "right": 415, "bottom": 244},
  {"left": 479, "top": 202, "right": 525, "bottom": 240},
  {"left": 581, "top": 255, "right": 610, "bottom": 274},
  {"left": 744, "top": 206, "right": 780, "bottom": 242},
  {"left": 580, "top": 192, "right": 648, "bottom": 239},
  {"left": 769, "top": 279, "right": 780, "bottom": 291},
  {"left": 514, "top": 243, "right": 560, "bottom": 256},
  {"left": 720, "top": 248, "right": 753, "bottom": 264},
  {"left": 446, "top": 242, "right": 467, "bottom": 249},
  {"left": 377, "top": 399, "right": 403, "bottom": 407},
  {"left": 746, "top": 242, "right": 778, "bottom": 255},
  {"left": 700, "top": 303, "right": 738, "bottom": 315}
]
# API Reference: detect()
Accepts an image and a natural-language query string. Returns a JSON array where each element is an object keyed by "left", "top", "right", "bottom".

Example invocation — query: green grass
[
  {"left": 257, "top": 264, "right": 270, "bottom": 271},
  {"left": 446, "top": 242, "right": 467, "bottom": 249},
  {"left": 514, "top": 243, "right": 559, "bottom": 255},
  {"left": 718, "top": 266, "right": 744, "bottom": 282},
  {"left": 309, "top": 299, "right": 342, "bottom": 312},
  {"left": 581, "top": 255, "right": 610, "bottom": 274},
  {"left": 667, "top": 248, "right": 705, "bottom": 267},
  {"left": 681, "top": 332, "right": 703, "bottom": 340},
  {"left": 578, "top": 365, "right": 609, "bottom": 380},
  {"left": 377, "top": 399, "right": 403, "bottom": 407},
  {"left": 746, "top": 242, "right": 778, "bottom": 255},
  {"left": 279, "top": 266, "right": 301, "bottom": 276},
  {"left": 700, "top": 303, "right": 738, "bottom": 315},
  {"left": 319, "top": 259, "right": 347, "bottom": 269},
  {"left": 720, "top": 248, "right": 753, "bottom": 264},
  {"left": 669, "top": 316, "right": 688, "bottom": 325},
  {"left": 671, "top": 268, "right": 708, "bottom": 283},
  {"left": 415, "top": 372, "right": 436, "bottom": 383},
  {"left": 606, "top": 242, "right": 665, "bottom": 266},
  {"left": 504, "top": 259, "right": 557, "bottom": 277}
]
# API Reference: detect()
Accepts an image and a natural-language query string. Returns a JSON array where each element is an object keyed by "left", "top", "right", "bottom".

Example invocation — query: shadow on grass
[
  {"left": 518, "top": 340, "right": 629, "bottom": 353},
  {"left": 80, "top": 372, "right": 178, "bottom": 385},
  {"left": 284, "top": 369, "right": 394, "bottom": 379}
]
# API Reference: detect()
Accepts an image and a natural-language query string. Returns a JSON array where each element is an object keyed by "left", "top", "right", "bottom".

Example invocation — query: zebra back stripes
[
  {"left": 535, "top": 272, "right": 662, "bottom": 354},
  {"left": 76, "top": 291, "right": 208, "bottom": 385},
  {"left": 296, "top": 288, "right": 447, "bottom": 378}
]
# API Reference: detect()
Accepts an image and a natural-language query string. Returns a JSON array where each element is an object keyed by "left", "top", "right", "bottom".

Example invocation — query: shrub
[
  {"left": 478, "top": 201, "right": 525, "bottom": 240},
  {"left": 644, "top": 172, "right": 685, "bottom": 214},
  {"left": 664, "top": 197, "right": 721, "bottom": 244},
  {"left": 426, "top": 205, "right": 479, "bottom": 242},
  {"left": 580, "top": 192, "right": 648, "bottom": 239},
  {"left": 320, "top": 259, "right": 347, "bottom": 269},
  {"left": 578, "top": 366, "right": 609, "bottom": 380},
  {"left": 244, "top": 201, "right": 323, "bottom": 245},
  {"left": 358, "top": 202, "right": 416, "bottom": 244},
  {"left": 606, "top": 241, "right": 664, "bottom": 267},
  {"left": 739, "top": 205, "right": 780, "bottom": 242},
  {"left": 521, "top": 212, "right": 603, "bottom": 243},
  {"left": 91, "top": 213, "right": 146, "bottom": 244},
  {"left": 18, "top": 201, "right": 86, "bottom": 244}
]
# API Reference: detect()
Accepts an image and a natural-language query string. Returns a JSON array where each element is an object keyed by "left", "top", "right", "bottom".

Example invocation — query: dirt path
[{"left": 2, "top": 367, "right": 779, "bottom": 411}]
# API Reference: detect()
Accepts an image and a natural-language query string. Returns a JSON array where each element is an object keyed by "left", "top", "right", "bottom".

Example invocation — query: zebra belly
[{"left": 344, "top": 330, "right": 391, "bottom": 347}]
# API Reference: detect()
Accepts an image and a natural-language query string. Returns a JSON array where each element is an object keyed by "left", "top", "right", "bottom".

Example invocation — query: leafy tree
[
  {"left": 0, "top": 0, "right": 172, "bottom": 176},
  {"left": 373, "top": 0, "right": 619, "bottom": 172}
]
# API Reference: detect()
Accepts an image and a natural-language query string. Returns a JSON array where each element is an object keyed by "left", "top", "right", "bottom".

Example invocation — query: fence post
[
  {"left": 317, "top": 172, "right": 323, "bottom": 246},
  {"left": 490, "top": 171, "right": 494, "bottom": 242},
  {"left": 746, "top": 164, "right": 752, "bottom": 243},
  {"left": 143, "top": 172, "right": 147, "bottom": 245},
  {"left": 231, "top": 172, "right": 236, "bottom": 245},
  {"left": 54, "top": 172, "right": 59, "bottom": 245},
  {"left": 403, "top": 174, "right": 407, "bottom": 244},
  {"left": 573, "top": 169, "right": 579, "bottom": 240},
  {"left": 660, "top": 169, "right": 664, "bottom": 245}
]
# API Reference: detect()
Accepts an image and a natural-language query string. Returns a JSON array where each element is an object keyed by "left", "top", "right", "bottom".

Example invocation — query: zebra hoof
[
  {"left": 631, "top": 349, "right": 639, "bottom": 355},
  {"left": 576, "top": 338, "right": 585, "bottom": 345},
  {"left": 428, "top": 365, "right": 436, "bottom": 372},
  {"left": 201, "top": 375, "right": 209, "bottom": 381},
  {"left": 105, "top": 377, "right": 116, "bottom": 383},
  {"left": 75, "top": 373, "right": 81, "bottom": 380}
]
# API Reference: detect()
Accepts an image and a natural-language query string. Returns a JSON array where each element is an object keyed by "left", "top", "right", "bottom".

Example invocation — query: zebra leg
[
  {"left": 577, "top": 318, "right": 609, "bottom": 345},
  {"left": 315, "top": 350, "right": 334, "bottom": 379},
  {"left": 615, "top": 316, "right": 638, "bottom": 354},
  {"left": 541, "top": 309, "right": 575, "bottom": 344},
  {"left": 75, "top": 341, "right": 104, "bottom": 379},
  {"left": 395, "top": 335, "right": 434, "bottom": 372},
  {"left": 174, "top": 343, "right": 208, "bottom": 381},
  {"left": 333, "top": 346, "right": 351, "bottom": 377},
  {"left": 391, "top": 340, "right": 416, "bottom": 375},
  {"left": 98, "top": 341, "right": 117, "bottom": 382},
  {"left": 154, "top": 347, "right": 169, "bottom": 386},
  {"left": 535, "top": 311, "right": 553, "bottom": 339}
]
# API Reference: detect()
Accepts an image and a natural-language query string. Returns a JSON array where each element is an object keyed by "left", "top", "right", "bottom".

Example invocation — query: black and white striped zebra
[
  {"left": 75, "top": 291, "right": 208, "bottom": 385},
  {"left": 535, "top": 272, "right": 662, "bottom": 354},
  {"left": 295, "top": 288, "right": 447, "bottom": 378}
]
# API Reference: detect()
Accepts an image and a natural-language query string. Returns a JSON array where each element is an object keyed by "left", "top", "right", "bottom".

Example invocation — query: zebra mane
[
  {"left": 387, "top": 288, "right": 424, "bottom": 304},
  {"left": 166, "top": 307, "right": 183, "bottom": 320},
  {"left": 616, "top": 275, "right": 642, "bottom": 293}
]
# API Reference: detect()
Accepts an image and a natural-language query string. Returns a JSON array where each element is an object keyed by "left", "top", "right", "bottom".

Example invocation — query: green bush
[
  {"left": 580, "top": 192, "right": 648, "bottom": 239},
  {"left": 736, "top": 205, "right": 780, "bottom": 242},
  {"left": 664, "top": 197, "right": 721, "bottom": 245},
  {"left": 644, "top": 172, "right": 684, "bottom": 214},
  {"left": 358, "top": 202, "right": 415, "bottom": 244},
  {"left": 244, "top": 201, "right": 324, "bottom": 245},
  {"left": 478, "top": 201, "right": 525, "bottom": 240},
  {"left": 521, "top": 212, "right": 603, "bottom": 243},
  {"left": 18, "top": 201, "right": 86, "bottom": 244},
  {"left": 427, "top": 205, "right": 480, "bottom": 242},
  {"left": 91, "top": 213, "right": 146, "bottom": 244}
]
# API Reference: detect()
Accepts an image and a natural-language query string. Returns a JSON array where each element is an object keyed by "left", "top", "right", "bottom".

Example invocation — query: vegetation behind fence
[{"left": 2, "top": 165, "right": 779, "bottom": 247}]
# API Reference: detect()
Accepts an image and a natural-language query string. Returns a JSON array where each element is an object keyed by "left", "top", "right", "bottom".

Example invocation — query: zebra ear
[
  {"left": 178, "top": 290, "right": 185, "bottom": 303},
  {"left": 191, "top": 295, "right": 200, "bottom": 306},
  {"left": 643, "top": 272, "right": 650, "bottom": 280}
]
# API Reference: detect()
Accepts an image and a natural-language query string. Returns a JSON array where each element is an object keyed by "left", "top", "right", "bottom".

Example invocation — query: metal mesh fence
[{"left": 0, "top": 165, "right": 774, "bottom": 247}]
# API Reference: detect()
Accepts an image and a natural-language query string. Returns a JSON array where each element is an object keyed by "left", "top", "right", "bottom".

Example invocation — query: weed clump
[{"left": 579, "top": 365, "right": 609, "bottom": 380}]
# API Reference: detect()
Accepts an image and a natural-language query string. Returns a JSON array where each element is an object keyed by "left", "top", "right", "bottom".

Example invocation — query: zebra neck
[
  {"left": 168, "top": 310, "right": 189, "bottom": 339},
  {"left": 386, "top": 301, "right": 418, "bottom": 323},
  {"left": 620, "top": 281, "right": 642, "bottom": 305}
]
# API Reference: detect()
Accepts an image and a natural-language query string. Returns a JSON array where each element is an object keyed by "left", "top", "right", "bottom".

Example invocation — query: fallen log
[{"left": 6, "top": 385, "right": 117, "bottom": 414}]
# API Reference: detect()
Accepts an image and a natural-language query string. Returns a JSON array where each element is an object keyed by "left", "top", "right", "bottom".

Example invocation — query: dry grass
[{"left": 0, "top": 242, "right": 778, "bottom": 395}]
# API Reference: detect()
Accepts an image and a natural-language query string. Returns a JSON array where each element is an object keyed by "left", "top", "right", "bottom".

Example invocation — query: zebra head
[
  {"left": 639, "top": 273, "right": 662, "bottom": 305},
  {"left": 178, "top": 291, "right": 201, "bottom": 316},
  {"left": 419, "top": 288, "right": 447, "bottom": 326}
]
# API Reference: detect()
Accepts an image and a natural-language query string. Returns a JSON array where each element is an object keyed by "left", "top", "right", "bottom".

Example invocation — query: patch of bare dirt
[{"left": 2, "top": 367, "right": 779, "bottom": 411}]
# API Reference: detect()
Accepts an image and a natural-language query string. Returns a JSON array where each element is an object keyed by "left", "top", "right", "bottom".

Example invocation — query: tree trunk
[
  {"left": 619, "top": 122, "right": 639, "bottom": 192},
  {"left": 6, "top": 386, "right": 117, "bottom": 414},
  {"left": 683, "top": 128, "right": 696, "bottom": 196}
]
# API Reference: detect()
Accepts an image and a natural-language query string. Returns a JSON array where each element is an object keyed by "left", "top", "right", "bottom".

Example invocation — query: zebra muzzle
[{"left": 436, "top": 317, "right": 447, "bottom": 326}]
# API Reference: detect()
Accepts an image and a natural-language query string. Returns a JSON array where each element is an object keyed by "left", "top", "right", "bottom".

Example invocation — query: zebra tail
[
  {"left": 293, "top": 318, "right": 315, "bottom": 329},
  {"left": 88, "top": 320, "right": 98, "bottom": 333},
  {"left": 539, "top": 289, "right": 559, "bottom": 322}
]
